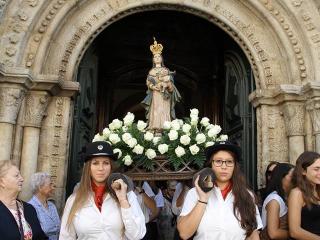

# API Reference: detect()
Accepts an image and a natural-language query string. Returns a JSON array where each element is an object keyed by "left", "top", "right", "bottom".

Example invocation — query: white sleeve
[
  {"left": 255, "top": 204, "right": 263, "bottom": 230},
  {"left": 154, "top": 190, "right": 164, "bottom": 208},
  {"left": 142, "top": 181, "right": 155, "bottom": 197},
  {"left": 122, "top": 191, "right": 146, "bottom": 240},
  {"left": 179, "top": 188, "right": 198, "bottom": 217},
  {"left": 171, "top": 183, "right": 183, "bottom": 215},
  {"left": 59, "top": 195, "right": 77, "bottom": 240}
]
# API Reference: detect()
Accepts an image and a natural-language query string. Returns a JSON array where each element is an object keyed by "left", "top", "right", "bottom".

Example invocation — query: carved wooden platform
[{"left": 125, "top": 155, "right": 197, "bottom": 180}]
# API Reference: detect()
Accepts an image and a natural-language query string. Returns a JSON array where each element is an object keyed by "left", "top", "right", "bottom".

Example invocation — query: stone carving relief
[
  {"left": 282, "top": 102, "right": 305, "bottom": 136},
  {"left": 24, "top": 0, "right": 69, "bottom": 67},
  {"left": 0, "top": 0, "right": 8, "bottom": 18},
  {"left": 298, "top": 9, "right": 320, "bottom": 62},
  {"left": 259, "top": 0, "right": 307, "bottom": 81},
  {"left": 306, "top": 98, "right": 320, "bottom": 134},
  {"left": 267, "top": 107, "right": 288, "bottom": 163},
  {"left": 58, "top": 3, "right": 269, "bottom": 89},
  {"left": 24, "top": 92, "right": 49, "bottom": 127},
  {"left": 0, "top": 87, "right": 26, "bottom": 124}
]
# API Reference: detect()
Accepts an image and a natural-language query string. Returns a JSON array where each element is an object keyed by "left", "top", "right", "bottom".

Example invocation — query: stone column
[
  {"left": 0, "top": 86, "right": 26, "bottom": 160},
  {"left": 306, "top": 98, "right": 320, "bottom": 152},
  {"left": 282, "top": 102, "right": 305, "bottom": 164},
  {"left": 19, "top": 91, "right": 49, "bottom": 201}
]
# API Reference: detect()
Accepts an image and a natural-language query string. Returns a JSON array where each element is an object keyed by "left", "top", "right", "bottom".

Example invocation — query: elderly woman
[
  {"left": 28, "top": 172, "right": 60, "bottom": 240},
  {"left": 0, "top": 160, "right": 47, "bottom": 240}
]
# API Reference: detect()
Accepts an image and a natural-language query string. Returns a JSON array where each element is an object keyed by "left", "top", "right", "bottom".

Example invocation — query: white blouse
[
  {"left": 261, "top": 191, "right": 287, "bottom": 228},
  {"left": 59, "top": 191, "right": 146, "bottom": 240},
  {"left": 180, "top": 187, "right": 263, "bottom": 240}
]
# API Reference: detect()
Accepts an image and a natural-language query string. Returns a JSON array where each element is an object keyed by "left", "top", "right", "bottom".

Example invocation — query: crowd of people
[{"left": 0, "top": 140, "right": 319, "bottom": 239}]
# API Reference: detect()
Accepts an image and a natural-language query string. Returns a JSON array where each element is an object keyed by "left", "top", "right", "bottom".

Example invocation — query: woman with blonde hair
[
  {"left": 0, "top": 160, "right": 47, "bottom": 239},
  {"left": 59, "top": 141, "right": 146, "bottom": 239}
]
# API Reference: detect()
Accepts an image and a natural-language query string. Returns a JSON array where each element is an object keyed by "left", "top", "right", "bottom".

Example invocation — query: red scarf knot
[{"left": 91, "top": 181, "right": 106, "bottom": 211}]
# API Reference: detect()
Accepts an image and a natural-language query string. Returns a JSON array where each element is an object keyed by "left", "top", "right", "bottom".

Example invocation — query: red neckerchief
[
  {"left": 220, "top": 182, "right": 232, "bottom": 200},
  {"left": 91, "top": 181, "right": 105, "bottom": 212}
]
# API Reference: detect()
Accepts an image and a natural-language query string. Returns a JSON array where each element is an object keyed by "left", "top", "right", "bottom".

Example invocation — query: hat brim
[
  {"left": 205, "top": 144, "right": 241, "bottom": 161},
  {"left": 85, "top": 152, "right": 119, "bottom": 162}
]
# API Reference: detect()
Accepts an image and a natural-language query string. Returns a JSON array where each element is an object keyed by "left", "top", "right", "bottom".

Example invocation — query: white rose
[
  {"left": 191, "top": 117, "right": 199, "bottom": 126},
  {"left": 109, "top": 133, "right": 120, "bottom": 144},
  {"left": 196, "top": 133, "right": 206, "bottom": 144},
  {"left": 171, "top": 119, "right": 181, "bottom": 131},
  {"left": 208, "top": 125, "right": 222, "bottom": 137},
  {"left": 122, "top": 126, "right": 128, "bottom": 132},
  {"left": 145, "top": 149, "right": 157, "bottom": 159},
  {"left": 153, "top": 137, "right": 160, "bottom": 145},
  {"left": 102, "top": 128, "right": 111, "bottom": 138},
  {"left": 180, "top": 134, "right": 191, "bottom": 146},
  {"left": 219, "top": 134, "right": 228, "bottom": 141},
  {"left": 205, "top": 141, "right": 215, "bottom": 147},
  {"left": 190, "top": 108, "right": 199, "bottom": 118},
  {"left": 206, "top": 124, "right": 214, "bottom": 130},
  {"left": 122, "top": 133, "right": 132, "bottom": 143},
  {"left": 168, "top": 130, "right": 178, "bottom": 141},
  {"left": 144, "top": 131, "right": 154, "bottom": 141},
  {"left": 109, "top": 119, "right": 123, "bottom": 130},
  {"left": 113, "top": 148, "right": 122, "bottom": 158},
  {"left": 123, "top": 155, "right": 133, "bottom": 166},
  {"left": 178, "top": 119, "right": 184, "bottom": 126},
  {"left": 133, "top": 144, "right": 144, "bottom": 154},
  {"left": 189, "top": 144, "right": 200, "bottom": 155},
  {"left": 158, "top": 144, "right": 169, "bottom": 154},
  {"left": 163, "top": 121, "right": 171, "bottom": 130},
  {"left": 92, "top": 134, "right": 104, "bottom": 142},
  {"left": 123, "top": 112, "right": 135, "bottom": 126},
  {"left": 127, "top": 138, "right": 137, "bottom": 148},
  {"left": 182, "top": 124, "right": 191, "bottom": 133},
  {"left": 200, "top": 117, "right": 210, "bottom": 127},
  {"left": 137, "top": 120, "right": 147, "bottom": 131},
  {"left": 175, "top": 146, "right": 186, "bottom": 157}
]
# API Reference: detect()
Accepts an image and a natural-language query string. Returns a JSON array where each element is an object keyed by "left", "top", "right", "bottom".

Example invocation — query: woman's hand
[
  {"left": 195, "top": 175, "right": 210, "bottom": 202},
  {"left": 112, "top": 179, "right": 130, "bottom": 208}
]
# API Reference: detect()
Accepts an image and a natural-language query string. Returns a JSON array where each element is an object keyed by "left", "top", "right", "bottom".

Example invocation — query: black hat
[
  {"left": 205, "top": 141, "right": 241, "bottom": 161},
  {"left": 84, "top": 141, "right": 118, "bottom": 162}
]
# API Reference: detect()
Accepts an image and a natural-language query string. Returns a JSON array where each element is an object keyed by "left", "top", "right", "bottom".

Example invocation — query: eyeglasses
[{"left": 212, "top": 159, "right": 235, "bottom": 167}]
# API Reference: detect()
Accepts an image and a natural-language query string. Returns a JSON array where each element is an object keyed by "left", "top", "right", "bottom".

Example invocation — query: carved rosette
[
  {"left": 24, "top": 91, "right": 49, "bottom": 128},
  {"left": 0, "top": 87, "right": 26, "bottom": 124},
  {"left": 306, "top": 98, "right": 320, "bottom": 134},
  {"left": 282, "top": 102, "right": 305, "bottom": 136}
]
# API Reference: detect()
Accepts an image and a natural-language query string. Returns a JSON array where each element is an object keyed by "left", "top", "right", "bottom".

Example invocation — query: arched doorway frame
[{"left": 2, "top": 0, "right": 319, "bottom": 205}]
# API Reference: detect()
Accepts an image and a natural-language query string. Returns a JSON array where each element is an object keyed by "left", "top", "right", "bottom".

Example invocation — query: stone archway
[{"left": 1, "top": 0, "right": 320, "bottom": 208}]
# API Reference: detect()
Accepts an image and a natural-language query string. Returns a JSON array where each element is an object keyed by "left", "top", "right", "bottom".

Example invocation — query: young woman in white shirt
[
  {"left": 59, "top": 141, "right": 146, "bottom": 240},
  {"left": 177, "top": 141, "right": 263, "bottom": 240},
  {"left": 260, "top": 163, "right": 294, "bottom": 240}
]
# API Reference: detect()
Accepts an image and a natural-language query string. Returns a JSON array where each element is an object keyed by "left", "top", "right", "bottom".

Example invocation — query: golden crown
[{"left": 150, "top": 37, "right": 163, "bottom": 55}]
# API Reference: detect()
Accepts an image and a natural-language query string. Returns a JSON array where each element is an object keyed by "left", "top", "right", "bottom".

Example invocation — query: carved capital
[
  {"left": 306, "top": 98, "right": 320, "bottom": 134},
  {"left": 0, "top": 86, "right": 26, "bottom": 124},
  {"left": 282, "top": 102, "right": 305, "bottom": 136},
  {"left": 24, "top": 91, "right": 49, "bottom": 128}
]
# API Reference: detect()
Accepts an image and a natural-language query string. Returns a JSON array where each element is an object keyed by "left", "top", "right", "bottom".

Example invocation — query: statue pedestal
[{"left": 125, "top": 155, "right": 197, "bottom": 180}]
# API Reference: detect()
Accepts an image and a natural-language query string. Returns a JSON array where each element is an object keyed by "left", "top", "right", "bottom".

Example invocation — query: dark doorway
[{"left": 67, "top": 10, "right": 257, "bottom": 195}]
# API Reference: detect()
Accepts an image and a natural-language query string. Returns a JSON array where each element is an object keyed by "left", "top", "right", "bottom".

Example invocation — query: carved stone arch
[{"left": 12, "top": 0, "right": 308, "bottom": 90}]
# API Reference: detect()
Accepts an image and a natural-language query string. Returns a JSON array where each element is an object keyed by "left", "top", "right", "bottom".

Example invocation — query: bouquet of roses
[{"left": 93, "top": 108, "right": 228, "bottom": 171}]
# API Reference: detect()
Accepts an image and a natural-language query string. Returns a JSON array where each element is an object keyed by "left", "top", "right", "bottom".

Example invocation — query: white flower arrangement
[{"left": 93, "top": 109, "right": 228, "bottom": 170}]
